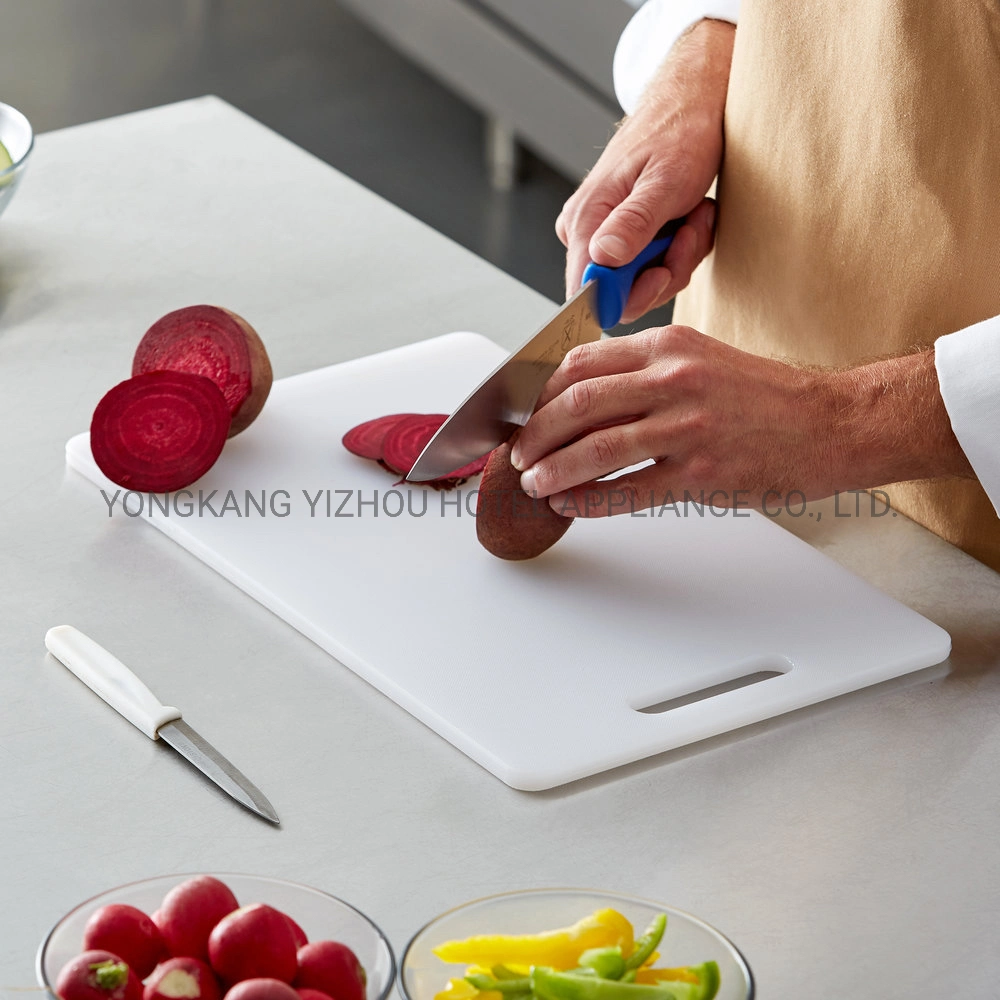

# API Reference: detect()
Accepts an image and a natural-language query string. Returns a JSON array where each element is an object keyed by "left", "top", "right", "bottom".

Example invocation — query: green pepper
[
  {"left": 623, "top": 914, "right": 667, "bottom": 972},
  {"left": 466, "top": 974, "right": 533, "bottom": 995},
  {"left": 577, "top": 947, "right": 626, "bottom": 980},
  {"left": 531, "top": 967, "right": 708, "bottom": 1000}
]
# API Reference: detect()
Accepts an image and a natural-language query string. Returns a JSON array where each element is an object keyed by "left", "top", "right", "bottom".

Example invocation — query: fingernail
[
  {"left": 510, "top": 442, "right": 523, "bottom": 470},
  {"left": 520, "top": 467, "right": 537, "bottom": 496},
  {"left": 593, "top": 234, "right": 629, "bottom": 262}
]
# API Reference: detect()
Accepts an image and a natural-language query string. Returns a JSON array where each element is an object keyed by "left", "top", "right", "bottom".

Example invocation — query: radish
[
  {"left": 293, "top": 942, "right": 366, "bottom": 1000},
  {"left": 282, "top": 914, "right": 308, "bottom": 950},
  {"left": 133, "top": 306, "right": 272, "bottom": 437},
  {"left": 90, "top": 372, "right": 231, "bottom": 492},
  {"left": 83, "top": 904, "right": 167, "bottom": 979},
  {"left": 56, "top": 950, "right": 142, "bottom": 1000},
  {"left": 143, "top": 957, "right": 222, "bottom": 1000},
  {"left": 223, "top": 980, "right": 300, "bottom": 1000},
  {"left": 208, "top": 904, "right": 298, "bottom": 985},
  {"left": 155, "top": 876, "right": 240, "bottom": 962},
  {"left": 296, "top": 991, "right": 336, "bottom": 1000}
]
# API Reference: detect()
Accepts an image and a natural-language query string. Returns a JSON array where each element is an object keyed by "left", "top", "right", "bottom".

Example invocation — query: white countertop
[{"left": 2, "top": 96, "right": 999, "bottom": 997}]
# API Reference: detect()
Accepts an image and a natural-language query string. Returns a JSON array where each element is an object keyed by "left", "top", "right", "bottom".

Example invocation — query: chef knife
[
  {"left": 405, "top": 220, "right": 682, "bottom": 482},
  {"left": 44, "top": 624, "right": 280, "bottom": 825}
]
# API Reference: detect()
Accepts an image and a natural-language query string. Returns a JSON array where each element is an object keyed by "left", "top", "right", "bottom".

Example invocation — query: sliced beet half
[
  {"left": 132, "top": 305, "right": 272, "bottom": 437},
  {"left": 90, "top": 371, "right": 232, "bottom": 492}
]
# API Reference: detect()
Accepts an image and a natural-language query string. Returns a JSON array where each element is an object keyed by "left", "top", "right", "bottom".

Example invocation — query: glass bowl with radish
[
  {"left": 36, "top": 873, "right": 396, "bottom": 1000},
  {"left": 0, "top": 101, "right": 33, "bottom": 221},
  {"left": 398, "top": 890, "right": 754, "bottom": 1000}
]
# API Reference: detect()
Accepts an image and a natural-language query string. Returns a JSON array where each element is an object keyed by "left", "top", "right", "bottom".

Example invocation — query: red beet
[
  {"left": 90, "top": 372, "right": 231, "bottom": 492},
  {"left": 208, "top": 904, "right": 298, "bottom": 985},
  {"left": 293, "top": 942, "right": 366, "bottom": 1000},
  {"left": 56, "top": 950, "right": 142, "bottom": 1000},
  {"left": 341, "top": 414, "right": 420, "bottom": 462},
  {"left": 83, "top": 904, "right": 167, "bottom": 979},
  {"left": 296, "top": 991, "right": 336, "bottom": 1000},
  {"left": 143, "top": 957, "right": 222, "bottom": 1000},
  {"left": 155, "top": 876, "right": 240, "bottom": 962},
  {"left": 379, "top": 414, "right": 448, "bottom": 475},
  {"left": 224, "top": 981, "right": 300, "bottom": 1000},
  {"left": 133, "top": 306, "right": 272, "bottom": 437}
]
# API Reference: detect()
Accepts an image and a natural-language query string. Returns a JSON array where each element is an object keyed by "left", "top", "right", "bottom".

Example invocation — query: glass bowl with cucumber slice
[
  {"left": 399, "top": 890, "right": 754, "bottom": 1000},
  {"left": 0, "top": 101, "right": 34, "bottom": 220}
]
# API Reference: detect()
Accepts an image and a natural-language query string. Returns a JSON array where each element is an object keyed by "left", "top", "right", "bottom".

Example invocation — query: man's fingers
[
  {"left": 518, "top": 419, "right": 657, "bottom": 500},
  {"left": 587, "top": 185, "right": 665, "bottom": 268},
  {"left": 547, "top": 463, "right": 685, "bottom": 518},
  {"left": 534, "top": 331, "right": 659, "bottom": 412},
  {"left": 618, "top": 266, "right": 673, "bottom": 325}
]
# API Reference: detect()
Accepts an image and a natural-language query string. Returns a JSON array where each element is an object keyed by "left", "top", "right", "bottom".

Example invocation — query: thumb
[{"left": 588, "top": 187, "right": 666, "bottom": 266}]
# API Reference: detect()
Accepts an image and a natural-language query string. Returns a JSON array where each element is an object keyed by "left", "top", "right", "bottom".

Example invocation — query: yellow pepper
[
  {"left": 433, "top": 909, "right": 635, "bottom": 970},
  {"left": 632, "top": 968, "right": 700, "bottom": 986},
  {"left": 434, "top": 978, "right": 502, "bottom": 1000}
]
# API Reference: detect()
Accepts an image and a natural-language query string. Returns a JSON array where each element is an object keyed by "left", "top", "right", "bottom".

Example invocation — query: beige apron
[{"left": 674, "top": 0, "right": 1000, "bottom": 571}]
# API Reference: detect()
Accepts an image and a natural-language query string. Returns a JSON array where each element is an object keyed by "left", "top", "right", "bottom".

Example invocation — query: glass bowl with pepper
[{"left": 398, "top": 890, "right": 753, "bottom": 1000}]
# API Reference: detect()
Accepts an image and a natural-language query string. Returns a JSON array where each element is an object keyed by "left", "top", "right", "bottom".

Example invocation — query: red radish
[
  {"left": 208, "top": 904, "right": 298, "bottom": 985},
  {"left": 282, "top": 914, "right": 308, "bottom": 950},
  {"left": 342, "top": 414, "right": 421, "bottom": 462},
  {"left": 83, "top": 904, "right": 167, "bottom": 979},
  {"left": 293, "top": 942, "right": 366, "bottom": 1000},
  {"left": 155, "top": 876, "right": 240, "bottom": 962},
  {"left": 223, "top": 980, "right": 299, "bottom": 1000},
  {"left": 56, "top": 950, "right": 142, "bottom": 1000},
  {"left": 296, "top": 991, "right": 336, "bottom": 1000},
  {"left": 133, "top": 306, "right": 272, "bottom": 437},
  {"left": 143, "top": 957, "right": 221, "bottom": 1000},
  {"left": 90, "top": 372, "right": 231, "bottom": 492}
]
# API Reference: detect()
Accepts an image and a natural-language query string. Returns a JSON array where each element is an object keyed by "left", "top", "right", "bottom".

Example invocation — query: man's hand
[
  {"left": 557, "top": 18, "right": 735, "bottom": 322},
  {"left": 508, "top": 326, "right": 976, "bottom": 517}
]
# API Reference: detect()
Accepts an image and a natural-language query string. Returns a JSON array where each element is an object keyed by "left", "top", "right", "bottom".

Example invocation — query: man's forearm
[
  {"left": 636, "top": 18, "right": 736, "bottom": 127},
  {"left": 829, "top": 350, "right": 975, "bottom": 489}
]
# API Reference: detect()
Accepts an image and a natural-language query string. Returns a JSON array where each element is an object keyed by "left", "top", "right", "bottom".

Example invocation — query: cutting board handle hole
[{"left": 635, "top": 669, "right": 786, "bottom": 715}]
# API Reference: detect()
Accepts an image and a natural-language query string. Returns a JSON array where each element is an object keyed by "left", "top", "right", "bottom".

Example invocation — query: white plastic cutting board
[{"left": 67, "top": 333, "right": 951, "bottom": 790}]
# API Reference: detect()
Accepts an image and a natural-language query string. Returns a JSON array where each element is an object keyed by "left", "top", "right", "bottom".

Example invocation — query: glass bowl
[
  {"left": 399, "top": 889, "right": 753, "bottom": 1000},
  {"left": 36, "top": 872, "right": 396, "bottom": 1000},
  {"left": 0, "top": 101, "right": 34, "bottom": 220}
]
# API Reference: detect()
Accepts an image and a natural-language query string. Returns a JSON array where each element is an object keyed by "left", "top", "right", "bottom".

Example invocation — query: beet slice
[
  {"left": 380, "top": 414, "right": 449, "bottom": 475},
  {"left": 90, "top": 371, "right": 231, "bottom": 492},
  {"left": 342, "top": 413, "right": 421, "bottom": 461},
  {"left": 343, "top": 413, "right": 489, "bottom": 488},
  {"left": 132, "top": 306, "right": 272, "bottom": 438},
  {"left": 476, "top": 431, "right": 572, "bottom": 559}
]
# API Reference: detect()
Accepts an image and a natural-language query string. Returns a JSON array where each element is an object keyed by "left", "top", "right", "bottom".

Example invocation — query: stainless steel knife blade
[
  {"left": 159, "top": 719, "right": 280, "bottom": 825},
  {"left": 406, "top": 281, "right": 602, "bottom": 482}
]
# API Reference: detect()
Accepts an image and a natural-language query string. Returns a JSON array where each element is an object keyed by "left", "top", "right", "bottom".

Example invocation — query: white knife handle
[{"left": 45, "top": 625, "right": 182, "bottom": 739}]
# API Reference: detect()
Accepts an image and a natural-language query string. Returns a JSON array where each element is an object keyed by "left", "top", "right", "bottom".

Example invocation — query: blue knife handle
[{"left": 581, "top": 219, "right": 683, "bottom": 330}]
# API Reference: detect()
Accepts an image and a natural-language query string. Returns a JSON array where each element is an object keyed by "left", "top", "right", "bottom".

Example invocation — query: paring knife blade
[
  {"left": 406, "top": 219, "right": 682, "bottom": 482},
  {"left": 44, "top": 625, "right": 279, "bottom": 825}
]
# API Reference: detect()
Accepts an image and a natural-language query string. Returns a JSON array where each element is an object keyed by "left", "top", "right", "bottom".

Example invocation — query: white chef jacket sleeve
[
  {"left": 935, "top": 316, "right": 1000, "bottom": 515},
  {"left": 614, "top": 0, "right": 741, "bottom": 114}
]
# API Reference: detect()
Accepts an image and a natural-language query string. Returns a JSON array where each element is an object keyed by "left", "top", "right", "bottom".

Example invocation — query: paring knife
[
  {"left": 44, "top": 625, "right": 279, "bottom": 825},
  {"left": 406, "top": 220, "right": 681, "bottom": 482}
]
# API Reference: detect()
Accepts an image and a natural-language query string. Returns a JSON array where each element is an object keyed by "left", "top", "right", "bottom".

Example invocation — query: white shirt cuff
[
  {"left": 935, "top": 315, "right": 1000, "bottom": 515},
  {"left": 613, "top": 0, "right": 741, "bottom": 114}
]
